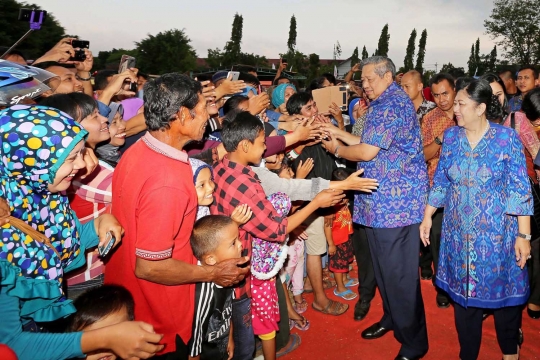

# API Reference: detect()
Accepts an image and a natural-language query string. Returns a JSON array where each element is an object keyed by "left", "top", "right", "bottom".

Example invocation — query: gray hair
[{"left": 360, "top": 56, "right": 396, "bottom": 80}]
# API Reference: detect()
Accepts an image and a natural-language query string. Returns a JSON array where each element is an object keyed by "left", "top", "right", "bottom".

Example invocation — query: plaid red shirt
[{"left": 211, "top": 156, "right": 288, "bottom": 298}]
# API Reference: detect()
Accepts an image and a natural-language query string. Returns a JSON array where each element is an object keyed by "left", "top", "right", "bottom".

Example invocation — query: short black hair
[
  {"left": 238, "top": 72, "right": 260, "bottom": 86},
  {"left": 137, "top": 72, "right": 149, "bottom": 80},
  {"left": 522, "top": 88, "right": 540, "bottom": 121},
  {"left": 39, "top": 92, "right": 97, "bottom": 122},
  {"left": 68, "top": 285, "right": 134, "bottom": 331},
  {"left": 221, "top": 111, "right": 264, "bottom": 152},
  {"left": 464, "top": 79, "right": 503, "bottom": 122},
  {"left": 223, "top": 95, "right": 249, "bottom": 116},
  {"left": 331, "top": 168, "right": 353, "bottom": 181},
  {"left": 273, "top": 75, "right": 289, "bottom": 85},
  {"left": 144, "top": 73, "right": 202, "bottom": 131},
  {"left": 480, "top": 73, "right": 509, "bottom": 115},
  {"left": 429, "top": 73, "right": 456, "bottom": 89},
  {"left": 94, "top": 70, "right": 117, "bottom": 91},
  {"left": 321, "top": 73, "right": 337, "bottom": 85},
  {"left": 238, "top": 65, "right": 257, "bottom": 74},
  {"left": 191, "top": 215, "right": 235, "bottom": 260},
  {"left": 498, "top": 69, "right": 514, "bottom": 80},
  {"left": 518, "top": 66, "right": 538, "bottom": 79},
  {"left": 286, "top": 92, "right": 313, "bottom": 116},
  {"left": 195, "top": 74, "right": 212, "bottom": 82}
]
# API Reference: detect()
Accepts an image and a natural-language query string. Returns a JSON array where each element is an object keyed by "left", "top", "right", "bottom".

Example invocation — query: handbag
[{"left": 7, "top": 216, "right": 61, "bottom": 258}]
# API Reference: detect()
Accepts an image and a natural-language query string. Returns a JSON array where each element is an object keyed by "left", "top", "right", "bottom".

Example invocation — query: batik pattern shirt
[
  {"left": 353, "top": 82, "right": 429, "bottom": 228},
  {"left": 509, "top": 95, "right": 523, "bottom": 112},
  {"left": 429, "top": 124, "right": 532, "bottom": 308},
  {"left": 417, "top": 99, "right": 436, "bottom": 124}
]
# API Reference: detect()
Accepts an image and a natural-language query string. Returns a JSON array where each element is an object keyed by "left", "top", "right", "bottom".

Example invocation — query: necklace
[{"left": 467, "top": 121, "right": 490, "bottom": 146}]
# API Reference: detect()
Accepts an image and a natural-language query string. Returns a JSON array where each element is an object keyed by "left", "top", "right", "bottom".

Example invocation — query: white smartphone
[{"left": 227, "top": 71, "right": 240, "bottom": 81}]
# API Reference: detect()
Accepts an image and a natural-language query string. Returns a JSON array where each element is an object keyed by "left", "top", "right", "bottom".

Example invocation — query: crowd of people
[{"left": 0, "top": 36, "right": 540, "bottom": 360}]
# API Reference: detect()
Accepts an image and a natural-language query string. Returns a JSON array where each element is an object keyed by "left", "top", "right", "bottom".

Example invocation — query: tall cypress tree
[
  {"left": 474, "top": 38, "right": 481, "bottom": 71},
  {"left": 403, "top": 29, "right": 417, "bottom": 71},
  {"left": 488, "top": 45, "right": 497, "bottom": 72},
  {"left": 351, "top": 46, "right": 359, "bottom": 65},
  {"left": 374, "top": 24, "right": 390, "bottom": 56},
  {"left": 361, "top": 45, "right": 369, "bottom": 60},
  {"left": 467, "top": 44, "right": 476, "bottom": 76},
  {"left": 415, "top": 29, "right": 428, "bottom": 73},
  {"left": 287, "top": 15, "right": 297, "bottom": 54},
  {"left": 223, "top": 13, "right": 243, "bottom": 66}
]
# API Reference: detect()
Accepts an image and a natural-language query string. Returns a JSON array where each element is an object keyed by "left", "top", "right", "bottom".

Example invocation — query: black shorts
[{"left": 329, "top": 240, "right": 354, "bottom": 273}]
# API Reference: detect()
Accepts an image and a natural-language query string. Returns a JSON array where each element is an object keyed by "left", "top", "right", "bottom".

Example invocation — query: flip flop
[
  {"left": 293, "top": 298, "right": 308, "bottom": 314},
  {"left": 333, "top": 288, "right": 358, "bottom": 301},
  {"left": 276, "top": 333, "right": 301, "bottom": 358},
  {"left": 289, "top": 315, "right": 310, "bottom": 331},
  {"left": 345, "top": 278, "right": 359, "bottom": 287},
  {"left": 312, "top": 299, "right": 349, "bottom": 316}
]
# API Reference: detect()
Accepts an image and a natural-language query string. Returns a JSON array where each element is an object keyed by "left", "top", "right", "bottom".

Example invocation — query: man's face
[
  {"left": 300, "top": 99, "right": 318, "bottom": 118},
  {"left": 431, "top": 80, "right": 456, "bottom": 112},
  {"left": 137, "top": 76, "right": 147, "bottom": 91},
  {"left": 5, "top": 53, "right": 26, "bottom": 65},
  {"left": 361, "top": 64, "right": 393, "bottom": 100},
  {"left": 184, "top": 94, "right": 209, "bottom": 141},
  {"left": 277, "top": 78, "right": 290, "bottom": 85},
  {"left": 47, "top": 66, "right": 83, "bottom": 94},
  {"left": 517, "top": 69, "right": 539, "bottom": 95},
  {"left": 400, "top": 73, "right": 423, "bottom": 101}
]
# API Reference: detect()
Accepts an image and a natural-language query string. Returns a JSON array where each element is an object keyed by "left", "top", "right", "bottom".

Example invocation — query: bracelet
[
  {"left": 334, "top": 145, "right": 341, "bottom": 159},
  {"left": 288, "top": 149, "right": 299, "bottom": 159},
  {"left": 434, "top": 137, "right": 442, "bottom": 146},
  {"left": 76, "top": 72, "right": 92, "bottom": 81}
]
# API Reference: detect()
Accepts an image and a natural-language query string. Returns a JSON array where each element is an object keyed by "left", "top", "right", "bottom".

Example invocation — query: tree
[
  {"left": 374, "top": 24, "right": 390, "bottom": 57},
  {"left": 135, "top": 29, "right": 197, "bottom": 74},
  {"left": 361, "top": 45, "right": 369, "bottom": 60},
  {"left": 307, "top": 53, "right": 320, "bottom": 82},
  {"left": 287, "top": 15, "right": 297, "bottom": 54},
  {"left": 484, "top": 0, "right": 540, "bottom": 65},
  {"left": 222, "top": 13, "right": 243, "bottom": 66},
  {"left": 403, "top": 29, "right": 417, "bottom": 72},
  {"left": 0, "top": 0, "right": 66, "bottom": 60},
  {"left": 334, "top": 41, "right": 342, "bottom": 60},
  {"left": 351, "top": 46, "right": 359, "bottom": 66},
  {"left": 474, "top": 38, "right": 481, "bottom": 71},
  {"left": 487, "top": 46, "right": 498, "bottom": 72},
  {"left": 415, "top": 29, "right": 427, "bottom": 73},
  {"left": 467, "top": 44, "right": 476, "bottom": 76},
  {"left": 440, "top": 63, "right": 466, "bottom": 78}
]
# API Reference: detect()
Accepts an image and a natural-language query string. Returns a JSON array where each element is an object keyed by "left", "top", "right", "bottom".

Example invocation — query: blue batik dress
[{"left": 429, "top": 123, "right": 533, "bottom": 309}]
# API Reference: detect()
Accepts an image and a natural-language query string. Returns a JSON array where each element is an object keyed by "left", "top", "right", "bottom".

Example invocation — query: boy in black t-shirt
[{"left": 189, "top": 215, "right": 244, "bottom": 360}]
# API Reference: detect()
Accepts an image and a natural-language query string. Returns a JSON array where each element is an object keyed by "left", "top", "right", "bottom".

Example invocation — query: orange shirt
[{"left": 420, "top": 107, "right": 456, "bottom": 186}]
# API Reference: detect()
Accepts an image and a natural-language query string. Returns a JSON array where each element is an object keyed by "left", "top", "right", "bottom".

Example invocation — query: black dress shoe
[
  {"left": 436, "top": 294, "right": 450, "bottom": 308},
  {"left": 354, "top": 300, "right": 371, "bottom": 321},
  {"left": 361, "top": 322, "right": 390, "bottom": 339},
  {"left": 394, "top": 356, "right": 419, "bottom": 360},
  {"left": 527, "top": 307, "right": 540, "bottom": 319},
  {"left": 420, "top": 268, "right": 433, "bottom": 280}
]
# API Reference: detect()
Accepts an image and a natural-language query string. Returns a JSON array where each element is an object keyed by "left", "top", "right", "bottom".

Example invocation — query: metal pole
[{"left": 1, "top": 29, "right": 34, "bottom": 59}]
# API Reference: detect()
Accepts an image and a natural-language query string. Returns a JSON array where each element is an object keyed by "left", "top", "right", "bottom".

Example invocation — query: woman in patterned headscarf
[{"left": 0, "top": 105, "right": 123, "bottom": 321}]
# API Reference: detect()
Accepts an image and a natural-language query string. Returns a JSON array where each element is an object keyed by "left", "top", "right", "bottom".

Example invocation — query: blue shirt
[
  {"left": 508, "top": 95, "right": 523, "bottom": 112},
  {"left": 353, "top": 82, "right": 428, "bottom": 228}
]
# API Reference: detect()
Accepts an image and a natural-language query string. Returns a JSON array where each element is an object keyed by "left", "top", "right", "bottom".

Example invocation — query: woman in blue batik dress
[{"left": 420, "top": 79, "right": 533, "bottom": 360}]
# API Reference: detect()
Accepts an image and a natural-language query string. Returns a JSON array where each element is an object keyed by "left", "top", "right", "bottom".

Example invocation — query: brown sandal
[{"left": 312, "top": 299, "right": 349, "bottom": 316}]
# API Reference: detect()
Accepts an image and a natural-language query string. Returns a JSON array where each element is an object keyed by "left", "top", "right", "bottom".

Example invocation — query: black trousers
[
  {"left": 528, "top": 238, "right": 540, "bottom": 306},
  {"left": 365, "top": 224, "right": 429, "bottom": 359},
  {"left": 454, "top": 304, "right": 522, "bottom": 360},
  {"left": 352, "top": 223, "right": 377, "bottom": 302}
]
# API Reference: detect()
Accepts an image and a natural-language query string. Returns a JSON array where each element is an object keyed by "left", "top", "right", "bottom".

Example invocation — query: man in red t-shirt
[{"left": 105, "top": 74, "right": 249, "bottom": 358}]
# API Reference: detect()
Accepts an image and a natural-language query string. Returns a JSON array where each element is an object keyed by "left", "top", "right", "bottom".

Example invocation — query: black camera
[{"left": 70, "top": 49, "right": 86, "bottom": 62}]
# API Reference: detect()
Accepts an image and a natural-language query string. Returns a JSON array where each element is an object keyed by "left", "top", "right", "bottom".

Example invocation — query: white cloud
[{"left": 38, "top": 0, "right": 498, "bottom": 68}]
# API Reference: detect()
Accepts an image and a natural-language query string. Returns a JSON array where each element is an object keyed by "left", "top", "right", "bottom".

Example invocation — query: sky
[{"left": 37, "top": 0, "right": 498, "bottom": 71}]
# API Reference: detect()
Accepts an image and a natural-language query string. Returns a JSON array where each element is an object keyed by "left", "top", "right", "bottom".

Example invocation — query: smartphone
[
  {"left": 18, "top": 9, "right": 47, "bottom": 22},
  {"left": 282, "top": 58, "right": 288, "bottom": 65},
  {"left": 98, "top": 232, "right": 116, "bottom": 257},
  {"left": 227, "top": 71, "right": 240, "bottom": 81},
  {"left": 71, "top": 40, "right": 90, "bottom": 49},
  {"left": 119, "top": 55, "right": 136, "bottom": 74}
]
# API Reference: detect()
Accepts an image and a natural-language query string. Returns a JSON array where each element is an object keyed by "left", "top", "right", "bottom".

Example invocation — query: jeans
[{"left": 231, "top": 297, "right": 255, "bottom": 360}]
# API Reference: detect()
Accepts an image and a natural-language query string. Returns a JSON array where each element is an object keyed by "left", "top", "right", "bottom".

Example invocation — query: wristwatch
[
  {"left": 518, "top": 233, "right": 532, "bottom": 240},
  {"left": 76, "top": 72, "right": 92, "bottom": 81},
  {"left": 334, "top": 145, "right": 341, "bottom": 159},
  {"left": 434, "top": 137, "right": 442, "bottom": 146}
]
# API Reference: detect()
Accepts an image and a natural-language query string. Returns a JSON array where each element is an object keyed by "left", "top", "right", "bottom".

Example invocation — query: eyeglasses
[{"left": 432, "top": 91, "right": 451, "bottom": 100}]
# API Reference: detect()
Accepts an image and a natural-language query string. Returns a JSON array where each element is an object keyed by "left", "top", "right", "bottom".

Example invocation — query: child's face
[
  {"left": 195, "top": 167, "right": 215, "bottom": 206},
  {"left": 108, "top": 112, "right": 126, "bottom": 147},
  {"left": 83, "top": 307, "right": 131, "bottom": 360},
  {"left": 278, "top": 166, "right": 294, "bottom": 179},
  {"left": 205, "top": 222, "right": 243, "bottom": 264},
  {"left": 247, "top": 130, "right": 267, "bottom": 165},
  {"left": 48, "top": 141, "right": 86, "bottom": 193}
]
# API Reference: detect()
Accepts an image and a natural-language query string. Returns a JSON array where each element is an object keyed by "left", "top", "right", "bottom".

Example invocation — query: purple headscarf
[{"left": 121, "top": 98, "right": 144, "bottom": 121}]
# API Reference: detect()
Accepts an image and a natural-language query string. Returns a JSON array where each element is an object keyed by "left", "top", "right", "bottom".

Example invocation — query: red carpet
[{"left": 283, "top": 272, "right": 540, "bottom": 359}]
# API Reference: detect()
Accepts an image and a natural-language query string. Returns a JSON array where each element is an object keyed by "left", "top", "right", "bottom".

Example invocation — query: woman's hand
[
  {"left": 103, "top": 321, "right": 164, "bottom": 359},
  {"left": 515, "top": 237, "right": 531, "bottom": 269},
  {"left": 95, "top": 214, "right": 124, "bottom": 249},
  {"left": 419, "top": 218, "right": 432, "bottom": 246}
]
